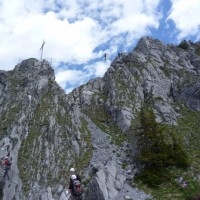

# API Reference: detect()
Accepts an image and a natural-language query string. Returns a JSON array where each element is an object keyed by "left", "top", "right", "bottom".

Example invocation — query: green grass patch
[
  {"left": 75, "top": 118, "right": 93, "bottom": 174},
  {"left": 0, "top": 103, "right": 21, "bottom": 140},
  {"left": 18, "top": 85, "right": 73, "bottom": 195},
  {"left": 83, "top": 105, "right": 127, "bottom": 146},
  {"left": 133, "top": 105, "right": 200, "bottom": 200},
  {"left": 178, "top": 40, "right": 189, "bottom": 50}
]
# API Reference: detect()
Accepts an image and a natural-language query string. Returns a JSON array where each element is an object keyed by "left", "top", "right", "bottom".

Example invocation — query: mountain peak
[
  {"left": 13, "top": 58, "right": 55, "bottom": 81},
  {"left": 135, "top": 36, "right": 166, "bottom": 55},
  {"left": 1, "top": 37, "right": 200, "bottom": 199}
]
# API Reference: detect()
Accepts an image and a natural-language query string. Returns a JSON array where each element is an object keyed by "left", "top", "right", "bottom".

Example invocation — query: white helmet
[
  {"left": 70, "top": 168, "right": 75, "bottom": 172},
  {"left": 71, "top": 175, "right": 77, "bottom": 180}
]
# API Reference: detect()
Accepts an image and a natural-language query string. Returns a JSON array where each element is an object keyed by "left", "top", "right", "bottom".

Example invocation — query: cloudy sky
[{"left": 0, "top": 0, "right": 200, "bottom": 93}]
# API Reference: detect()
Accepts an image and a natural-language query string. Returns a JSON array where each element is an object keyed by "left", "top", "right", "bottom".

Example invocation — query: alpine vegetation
[{"left": 1, "top": 37, "right": 200, "bottom": 200}]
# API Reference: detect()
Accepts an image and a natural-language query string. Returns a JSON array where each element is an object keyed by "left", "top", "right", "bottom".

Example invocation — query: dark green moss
[
  {"left": 83, "top": 103, "right": 127, "bottom": 146},
  {"left": 132, "top": 103, "right": 200, "bottom": 199},
  {"left": 75, "top": 118, "right": 92, "bottom": 174},
  {"left": 195, "top": 46, "right": 200, "bottom": 56},
  {"left": 0, "top": 103, "right": 21, "bottom": 140},
  {"left": 18, "top": 85, "right": 73, "bottom": 195},
  {"left": 178, "top": 40, "right": 189, "bottom": 50}
]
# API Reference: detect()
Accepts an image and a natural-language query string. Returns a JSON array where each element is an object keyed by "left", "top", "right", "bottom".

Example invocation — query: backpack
[
  {"left": 5, "top": 159, "right": 11, "bottom": 166},
  {"left": 72, "top": 179, "right": 83, "bottom": 196}
]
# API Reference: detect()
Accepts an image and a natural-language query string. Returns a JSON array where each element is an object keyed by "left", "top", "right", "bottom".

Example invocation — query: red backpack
[
  {"left": 5, "top": 159, "right": 11, "bottom": 166},
  {"left": 72, "top": 179, "right": 83, "bottom": 196}
]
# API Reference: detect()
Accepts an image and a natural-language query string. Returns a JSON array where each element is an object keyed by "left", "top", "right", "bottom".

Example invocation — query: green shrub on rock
[
  {"left": 178, "top": 40, "right": 189, "bottom": 50},
  {"left": 131, "top": 104, "right": 189, "bottom": 187}
]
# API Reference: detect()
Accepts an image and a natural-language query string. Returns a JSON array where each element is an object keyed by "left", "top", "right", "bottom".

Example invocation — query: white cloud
[
  {"left": 84, "top": 61, "right": 110, "bottom": 77},
  {"left": 55, "top": 60, "right": 110, "bottom": 94},
  {"left": 0, "top": 0, "right": 161, "bottom": 92},
  {"left": 55, "top": 69, "right": 85, "bottom": 89},
  {"left": 55, "top": 68, "right": 92, "bottom": 94},
  {"left": 111, "top": 14, "right": 158, "bottom": 36},
  {"left": 168, "top": 0, "right": 200, "bottom": 40}
]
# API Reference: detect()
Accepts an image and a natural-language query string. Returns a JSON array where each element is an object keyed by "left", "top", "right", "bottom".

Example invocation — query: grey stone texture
[{"left": 1, "top": 37, "right": 200, "bottom": 199}]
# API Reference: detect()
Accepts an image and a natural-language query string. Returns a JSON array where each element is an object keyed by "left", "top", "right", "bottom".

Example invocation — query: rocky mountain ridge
[
  {"left": 0, "top": 37, "right": 200, "bottom": 199},
  {"left": 69, "top": 37, "right": 200, "bottom": 128}
]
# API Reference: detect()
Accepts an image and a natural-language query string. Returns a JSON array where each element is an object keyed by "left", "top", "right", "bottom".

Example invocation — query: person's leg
[
  {"left": 78, "top": 196, "right": 82, "bottom": 200},
  {"left": 7, "top": 169, "right": 10, "bottom": 180},
  {"left": 4, "top": 168, "right": 10, "bottom": 180},
  {"left": 69, "top": 195, "right": 75, "bottom": 200},
  {"left": 3, "top": 169, "right": 8, "bottom": 179},
  {"left": 72, "top": 196, "right": 82, "bottom": 200},
  {"left": 70, "top": 195, "right": 81, "bottom": 200}
]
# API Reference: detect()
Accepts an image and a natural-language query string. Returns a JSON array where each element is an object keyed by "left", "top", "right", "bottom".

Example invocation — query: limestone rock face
[
  {"left": 82, "top": 114, "right": 149, "bottom": 200},
  {"left": 69, "top": 38, "right": 200, "bottom": 199},
  {"left": 70, "top": 37, "right": 200, "bottom": 131},
  {"left": 1, "top": 37, "right": 200, "bottom": 200},
  {"left": 0, "top": 58, "right": 87, "bottom": 200}
]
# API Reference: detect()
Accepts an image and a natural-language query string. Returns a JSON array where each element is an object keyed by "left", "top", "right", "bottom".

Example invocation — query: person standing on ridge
[
  {"left": 104, "top": 53, "right": 107, "bottom": 60},
  {"left": 67, "top": 168, "right": 82, "bottom": 200},
  {"left": 2, "top": 156, "right": 12, "bottom": 180}
]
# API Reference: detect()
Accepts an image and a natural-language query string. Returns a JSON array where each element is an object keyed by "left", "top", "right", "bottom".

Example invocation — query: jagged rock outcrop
[
  {"left": 69, "top": 37, "right": 200, "bottom": 130},
  {"left": 68, "top": 37, "right": 200, "bottom": 199},
  {"left": 1, "top": 37, "right": 200, "bottom": 200},
  {"left": 82, "top": 114, "right": 149, "bottom": 200},
  {"left": 0, "top": 58, "right": 90, "bottom": 199}
]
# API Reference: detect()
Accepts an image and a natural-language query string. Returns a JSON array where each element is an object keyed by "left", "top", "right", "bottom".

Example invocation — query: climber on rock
[
  {"left": 104, "top": 53, "right": 107, "bottom": 61},
  {"left": 67, "top": 168, "right": 83, "bottom": 200},
  {"left": 2, "top": 156, "right": 12, "bottom": 180}
]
